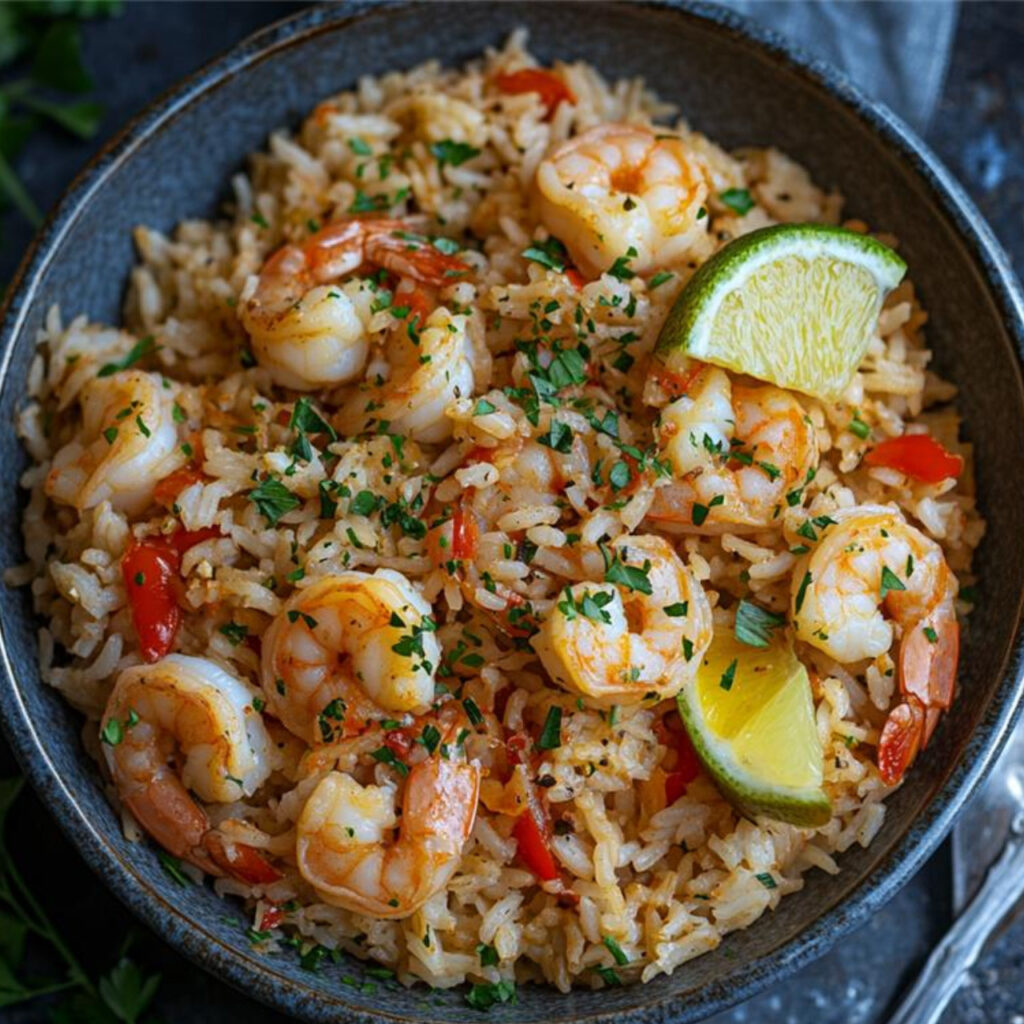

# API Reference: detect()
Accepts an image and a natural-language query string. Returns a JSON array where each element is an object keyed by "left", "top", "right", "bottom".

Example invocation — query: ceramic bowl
[{"left": 1, "top": 3, "right": 1023, "bottom": 1022}]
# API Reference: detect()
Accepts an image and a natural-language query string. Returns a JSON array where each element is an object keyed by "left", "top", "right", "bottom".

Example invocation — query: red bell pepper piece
[
  {"left": 863, "top": 434, "right": 963, "bottom": 484},
  {"left": 513, "top": 797, "right": 559, "bottom": 881},
  {"left": 153, "top": 466, "right": 206, "bottom": 509},
  {"left": 495, "top": 69, "right": 575, "bottom": 118},
  {"left": 451, "top": 503, "right": 479, "bottom": 560},
  {"left": 664, "top": 729, "right": 702, "bottom": 804},
  {"left": 122, "top": 528, "right": 222, "bottom": 662}
]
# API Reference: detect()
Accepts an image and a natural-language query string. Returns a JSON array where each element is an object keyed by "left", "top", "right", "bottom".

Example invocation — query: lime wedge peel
[
  {"left": 655, "top": 223, "right": 907, "bottom": 402},
  {"left": 676, "top": 627, "right": 832, "bottom": 828}
]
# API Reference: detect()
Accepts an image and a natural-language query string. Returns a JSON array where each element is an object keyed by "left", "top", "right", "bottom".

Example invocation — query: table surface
[{"left": 2, "top": 4, "right": 1023, "bottom": 1022}]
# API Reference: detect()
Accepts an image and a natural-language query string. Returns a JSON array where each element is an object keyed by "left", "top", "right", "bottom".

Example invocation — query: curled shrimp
[
  {"left": 296, "top": 752, "right": 480, "bottom": 919},
  {"left": 333, "top": 304, "right": 476, "bottom": 444},
  {"left": 45, "top": 370, "right": 182, "bottom": 516},
  {"left": 791, "top": 505, "right": 959, "bottom": 784},
  {"left": 649, "top": 365, "right": 818, "bottom": 533},
  {"left": 240, "top": 218, "right": 469, "bottom": 390},
  {"left": 100, "top": 655, "right": 277, "bottom": 879},
  {"left": 531, "top": 534, "right": 712, "bottom": 704},
  {"left": 261, "top": 570, "right": 439, "bottom": 745},
  {"left": 535, "top": 123, "right": 709, "bottom": 277}
]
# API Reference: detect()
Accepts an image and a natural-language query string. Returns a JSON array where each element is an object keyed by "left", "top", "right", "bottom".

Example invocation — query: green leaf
[
  {"left": 600, "top": 544, "right": 652, "bottom": 595},
  {"left": 522, "top": 237, "right": 567, "bottom": 273},
  {"left": 536, "top": 706, "right": 562, "bottom": 750},
  {"left": 19, "top": 94, "right": 103, "bottom": 139},
  {"left": 429, "top": 139, "right": 481, "bottom": 167},
  {"left": 0, "top": 150, "right": 41, "bottom": 225},
  {"left": 97, "top": 336, "right": 155, "bottom": 377},
  {"left": 248, "top": 477, "right": 300, "bottom": 526},
  {"left": 0, "top": 911, "right": 26, "bottom": 972},
  {"left": 719, "top": 187, "right": 754, "bottom": 216},
  {"left": 734, "top": 599, "right": 786, "bottom": 648},
  {"left": 98, "top": 957, "right": 160, "bottom": 1024},
  {"left": 50, "top": 990, "right": 121, "bottom": 1024},
  {"left": 32, "top": 21, "right": 93, "bottom": 93},
  {"left": 0, "top": 778, "right": 24, "bottom": 834},
  {"left": 879, "top": 565, "right": 906, "bottom": 600},
  {"left": 465, "top": 979, "right": 516, "bottom": 1011},
  {"left": 0, "top": 6, "right": 33, "bottom": 70}
]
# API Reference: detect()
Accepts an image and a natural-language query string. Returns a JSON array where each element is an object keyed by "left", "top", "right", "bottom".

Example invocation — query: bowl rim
[{"left": 1, "top": 2, "right": 1023, "bottom": 1022}]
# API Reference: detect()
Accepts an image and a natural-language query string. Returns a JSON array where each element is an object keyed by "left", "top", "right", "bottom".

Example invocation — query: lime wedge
[
  {"left": 654, "top": 223, "right": 906, "bottom": 401},
  {"left": 676, "top": 626, "right": 831, "bottom": 827}
]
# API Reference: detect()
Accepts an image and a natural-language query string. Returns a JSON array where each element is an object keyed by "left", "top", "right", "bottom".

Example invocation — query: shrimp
[
  {"left": 648, "top": 365, "right": 818, "bottom": 533},
  {"left": 240, "top": 218, "right": 469, "bottom": 390},
  {"left": 296, "top": 752, "right": 480, "bottom": 918},
  {"left": 791, "top": 505, "right": 959, "bottom": 784},
  {"left": 261, "top": 570, "right": 439, "bottom": 745},
  {"left": 45, "top": 370, "right": 182, "bottom": 516},
  {"left": 531, "top": 534, "right": 713, "bottom": 704},
  {"left": 100, "top": 655, "right": 275, "bottom": 878},
  {"left": 535, "top": 123, "right": 709, "bottom": 277},
  {"left": 333, "top": 305, "right": 476, "bottom": 443}
]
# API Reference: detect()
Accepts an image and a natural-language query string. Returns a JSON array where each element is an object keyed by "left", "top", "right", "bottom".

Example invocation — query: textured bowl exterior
[{"left": 1, "top": 3, "right": 1023, "bottom": 1022}]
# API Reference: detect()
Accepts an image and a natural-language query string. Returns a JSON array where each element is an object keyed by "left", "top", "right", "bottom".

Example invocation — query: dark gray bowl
[{"left": 2, "top": 3, "right": 1023, "bottom": 1022}]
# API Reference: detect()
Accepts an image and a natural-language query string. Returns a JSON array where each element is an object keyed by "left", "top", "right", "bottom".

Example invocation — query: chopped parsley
[
  {"left": 719, "top": 187, "right": 754, "bottom": 215},
  {"left": 602, "top": 935, "right": 629, "bottom": 965},
  {"left": 795, "top": 571, "right": 813, "bottom": 614},
  {"left": 249, "top": 477, "right": 301, "bottom": 526},
  {"left": 537, "top": 706, "right": 562, "bottom": 750},
  {"left": 755, "top": 872, "right": 778, "bottom": 890},
  {"left": 522, "top": 237, "right": 568, "bottom": 273},
  {"left": 218, "top": 621, "right": 248, "bottom": 646},
  {"left": 692, "top": 493, "right": 725, "bottom": 527},
  {"left": 607, "top": 246, "right": 638, "bottom": 281},
  {"left": 734, "top": 600, "right": 786, "bottom": 648},
  {"left": 879, "top": 565, "right": 906, "bottom": 600},
  {"left": 370, "top": 746, "right": 409, "bottom": 776},
  {"left": 600, "top": 544, "right": 653, "bottom": 595},
  {"left": 465, "top": 980, "right": 516, "bottom": 1011},
  {"left": 430, "top": 139, "right": 481, "bottom": 167},
  {"left": 719, "top": 659, "right": 738, "bottom": 691},
  {"left": 849, "top": 411, "right": 871, "bottom": 440},
  {"left": 97, "top": 335, "right": 156, "bottom": 377},
  {"left": 649, "top": 271, "right": 674, "bottom": 289}
]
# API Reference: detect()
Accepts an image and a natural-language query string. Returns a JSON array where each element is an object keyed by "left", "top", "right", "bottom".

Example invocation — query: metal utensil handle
[{"left": 888, "top": 829, "right": 1024, "bottom": 1024}]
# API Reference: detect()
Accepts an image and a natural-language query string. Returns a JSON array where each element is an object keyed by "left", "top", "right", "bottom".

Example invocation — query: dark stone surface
[{"left": 0, "top": 3, "right": 1021, "bottom": 1022}]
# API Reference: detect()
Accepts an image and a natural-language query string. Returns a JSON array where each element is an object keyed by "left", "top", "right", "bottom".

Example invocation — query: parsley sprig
[
  {"left": 0, "top": 777, "right": 162, "bottom": 1021},
  {"left": 0, "top": 5, "right": 118, "bottom": 238}
]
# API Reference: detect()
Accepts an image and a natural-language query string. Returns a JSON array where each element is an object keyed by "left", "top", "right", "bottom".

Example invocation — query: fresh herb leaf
[
  {"left": 734, "top": 600, "right": 786, "bottom": 648},
  {"left": 719, "top": 187, "right": 754, "bottom": 215},
  {"left": 97, "top": 335, "right": 155, "bottom": 377},
  {"left": 248, "top": 477, "right": 300, "bottom": 526},
  {"left": 879, "top": 565, "right": 906, "bottom": 600},
  {"left": 430, "top": 139, "right": 481, "bottom": 167},
  {"left": 537, "top": 706, "right": 562, "bottom": 750},
  {"left": 522, "top": 237, "right": 567, "bottom": 273}
]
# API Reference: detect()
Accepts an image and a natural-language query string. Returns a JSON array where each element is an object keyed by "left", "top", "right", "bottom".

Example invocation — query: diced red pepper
[
  {"left": 259, "top": 904, "right": 284, "bottom": 930},
  {"left": 564, "top": 268, "right": 587, "bottom": 290},
  {"left": 863, "top": 434, "right": 964, "bottom": 484},
  {"left": 153, "top": 466, "right": 206, "bottom": 509},
  {"left": 451, "top": 503, "right": 479, "bottom": 560},
  {"left": 383, "top": 729, "right": 414, "bottom": 759},
  {"left": 166, "top": 526, "right": 222, "bottom": 559},
  {"left": 664, "top": 730, "right": 702, "bottom": 804},
  {"left": 495, "top": 68, "right": 576, "bottom": 118},
  {"left": 513, "top": 797, "right": 559, "bottom": 881},
  {"left": 506, "top": 730, "right": 530, "bottom": 766},
  {"left": 122, "top": 541, "right": 182, "bottom": 664},
  {"left": 122, "top": 528, "right": 222, "bottom": 662}
]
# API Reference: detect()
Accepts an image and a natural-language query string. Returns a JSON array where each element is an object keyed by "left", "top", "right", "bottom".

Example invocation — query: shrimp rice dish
[{"left": 13, "top": 33, "right": 984, "bottom": 1002}]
